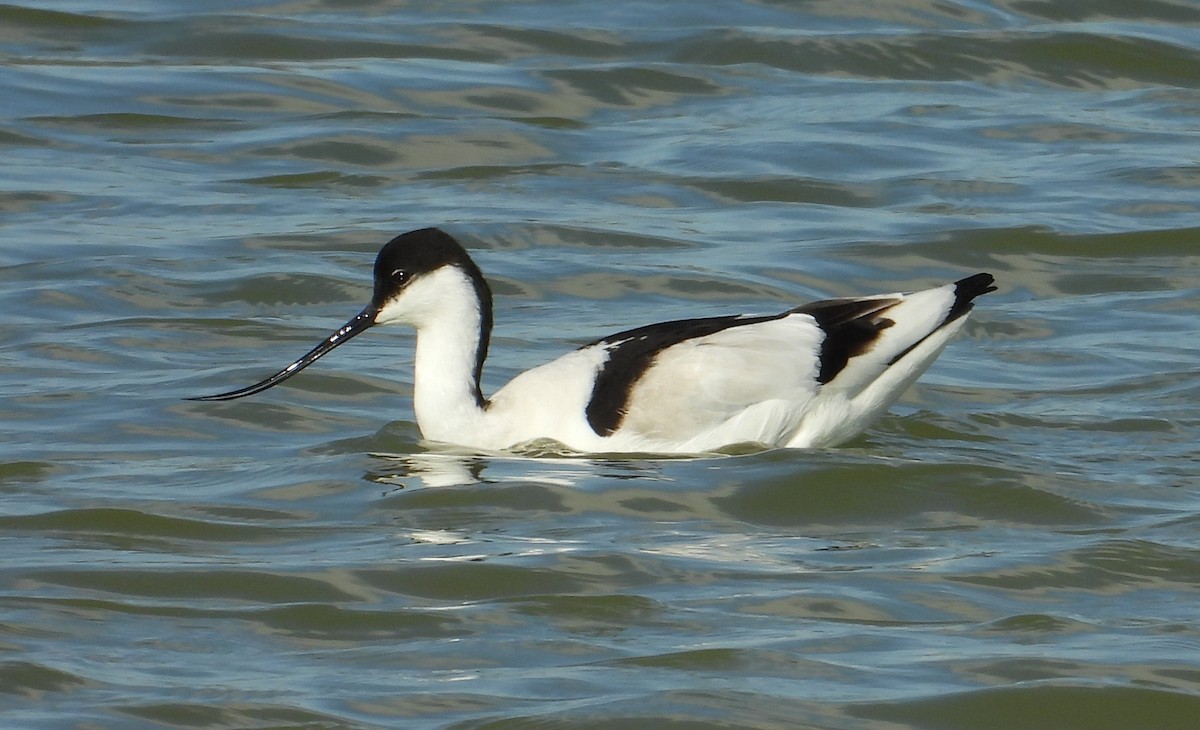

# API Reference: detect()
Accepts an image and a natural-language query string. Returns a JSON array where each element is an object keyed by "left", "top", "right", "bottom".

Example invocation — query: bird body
[{"left": 193, "top": 228, "right": 995, "bottom": 455}]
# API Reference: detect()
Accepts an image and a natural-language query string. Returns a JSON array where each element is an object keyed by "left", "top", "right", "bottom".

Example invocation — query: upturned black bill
[{"left": 188, "top": 307, "right": 376, "bottom": 401}]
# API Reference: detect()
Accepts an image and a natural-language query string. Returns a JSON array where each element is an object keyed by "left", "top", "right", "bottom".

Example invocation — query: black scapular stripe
[{"left": 584, "top": 313, "right": 784, "bottom": 436}]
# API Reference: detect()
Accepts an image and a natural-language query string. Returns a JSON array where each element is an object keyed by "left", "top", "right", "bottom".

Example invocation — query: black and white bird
[{"left": 192, "top": 228, "right": 995, "bottom": 454}]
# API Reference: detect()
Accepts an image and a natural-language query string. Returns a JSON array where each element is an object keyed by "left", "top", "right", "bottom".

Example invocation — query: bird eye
[{"left": 391, "top": 268, "right": 409, "bottom": 284}]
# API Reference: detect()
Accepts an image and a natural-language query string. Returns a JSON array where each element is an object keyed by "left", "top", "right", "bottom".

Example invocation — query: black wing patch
[
  {"left": 584, "top": 313, "right": 784, "bottom": 436},
  {"left": 791, "top": 297, "right": 899, "bottom": 384}
]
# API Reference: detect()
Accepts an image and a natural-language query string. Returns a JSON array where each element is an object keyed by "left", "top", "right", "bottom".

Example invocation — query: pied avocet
[{"left": 192, "top": 228, "right": 994, "bottom": 454}]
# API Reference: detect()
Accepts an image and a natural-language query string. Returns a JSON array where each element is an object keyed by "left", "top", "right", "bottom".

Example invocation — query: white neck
[
  {"left": 375, "top": 266, "right": 491, "bottom": 444},
  {"left": 412, "top": 321, "right": 488, "bottom": 444}
]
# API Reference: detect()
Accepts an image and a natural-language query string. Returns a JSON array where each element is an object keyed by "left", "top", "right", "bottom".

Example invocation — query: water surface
[{"left": 3, "top": 1, "right": 1200, "bottom": 728}]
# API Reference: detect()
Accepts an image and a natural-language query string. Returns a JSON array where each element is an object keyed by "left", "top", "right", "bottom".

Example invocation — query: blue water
[{"left": 3, "top": 1, "right": 1200, "bottom": 728}]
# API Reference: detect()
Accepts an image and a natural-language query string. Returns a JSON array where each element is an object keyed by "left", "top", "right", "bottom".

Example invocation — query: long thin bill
[{"left": 188, "top": 307, "right": 377, "bottom": 401}]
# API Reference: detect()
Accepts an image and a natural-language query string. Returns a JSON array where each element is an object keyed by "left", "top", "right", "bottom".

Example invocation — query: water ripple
[{"left": 3, "top": 1, "right": 1200, "bottom": 728}]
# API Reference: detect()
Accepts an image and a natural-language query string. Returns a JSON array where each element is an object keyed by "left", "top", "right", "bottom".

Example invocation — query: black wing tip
[
  {"left": 947, "top": 272, "right": 996, "bottom": 322},
  {"left": 955, "top": 272, "right": 998, "bottom": 299}
]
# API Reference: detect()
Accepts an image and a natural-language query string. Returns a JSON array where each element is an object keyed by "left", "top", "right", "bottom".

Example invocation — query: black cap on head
[{"left": 371, "top": 228, "right": 485, "bottom": 309}]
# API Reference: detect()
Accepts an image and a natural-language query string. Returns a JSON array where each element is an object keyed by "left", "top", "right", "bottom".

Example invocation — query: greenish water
[{"left": 3, "top": 1, "right": 1200, "bottom": 728}]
